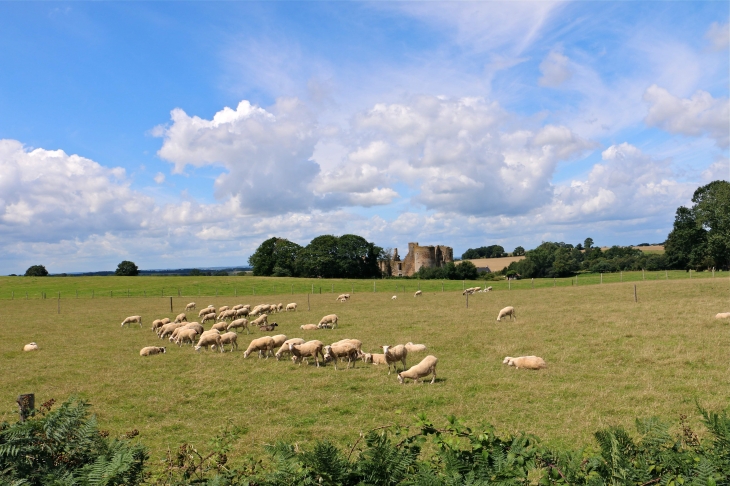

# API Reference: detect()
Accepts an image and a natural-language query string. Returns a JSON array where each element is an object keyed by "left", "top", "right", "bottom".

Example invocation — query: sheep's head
[
  {"left": 382, "top": 345, "right": 390, "bottom": 355},
  {"left": 161, "top": 347, "right": 166, "bottom": 353},
  {"left": 194, "top": 346, "right": 202, "bottom": 352},
  {"left": 397, "top": 373, "right": 404, "bottom": 384},
  {"left": 502, "top": 357, "right": 513, "bottom": 365}
]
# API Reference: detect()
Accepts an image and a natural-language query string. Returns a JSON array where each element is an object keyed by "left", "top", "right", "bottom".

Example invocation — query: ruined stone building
[{"left": 380, "top": 242, "right": 454, "bottom": 277}]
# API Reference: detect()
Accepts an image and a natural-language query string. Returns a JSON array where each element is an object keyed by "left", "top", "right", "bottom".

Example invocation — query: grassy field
[{"left": 1, "top": 273, "right": 729, "bottom": 468}]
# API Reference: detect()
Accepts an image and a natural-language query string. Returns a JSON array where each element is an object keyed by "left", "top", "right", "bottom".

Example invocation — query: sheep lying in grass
[
  {"left": 194, "top": 333, "right": 223, "bottom": 353},
  {"left": 23, "top": 342, "right": 38, "bottom": 352},
  {"left": 335, "top": 294, "right": 350, "bottom": 302},
  {"left": 219, "top": 332, "right": 238, "bottom": 352},
  {"left": 300, "top": 324, "right": 319, "bottom": 330},
  {"left": 405, "top": 342, "right": 426, "bottom": 353},
  {"left": 174, "top": 313, "right": 187, "bottom": 323},
  {"left": 276, "top": 338, "right": 304, "bottom": 360},
  {"left": 502, "top": 356, "right": 546, "bottom": 370},
  {"left": 140, "top": 346, "right": 166, "bottom": 356},
  {"left": 414, "top": 290, "right": 422, "bottom": 297},
  {"left": 185, "top": 302, "right": 196, "bottom": 311},
  {"left": 286, "top": 303, "right": 297, "bottom": 312},
  {"left": 227, "top": 318, "right": 250, "bottom": 334},
  {"left": 290, "top": 340, "right": 325, "bottom": 367},
  {"left": 398, "top": 355, "right": 438, "bottom": 384},
  {"left": 715, "top": 312, "right": 730, "bottom": 319},
  {"left": 121, "top": 315, "right": 142, "bottom": 327},
  {"left": 362, "top": 353, "right": 387, "bottom": 365},
  {"left": 318, "top": 314, "right": 338, "bottom": 329},
  {"left": 243, "top": 336, "right": 276, "bottom": 359},
  {"left": 259, "top": 322, "right": 279, "bottom": 332},
  {"left": 497, "top": 306, "right": 516, "bottom": 322},
  {"left": 383, "top": 345, "right": 408, "bottom": 375}
]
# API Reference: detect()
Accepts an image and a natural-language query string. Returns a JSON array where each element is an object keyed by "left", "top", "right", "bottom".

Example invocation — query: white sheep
[
  {"left": 151, "top": 319, "right": 165, "bottom": 331},
  {"left": 362, "top": 353, "right": 387, "bottom": 365},
  {"left": 392, "top": 295, "right": 397, "bottom": 300},
  {"left": 243, "top": 336, "right": 276, "bottom": 359},
  {"left": 232, "top": 304, "right": 244, "bottom": 311},
  {"left": 175, "top": 329, "right": 199, "bottom": 346},
  {"left": 277, "top": 303, "right": 284, "bottom": 312},
  {"left": 211, "top": 321, "right": 229, "bottom": 333},
  {"left": 227, "top": 318, "right": 250, "bottom": 334},
  {"left": 318, "top": 314, "right": 338, "bottom": 329},
  {"left": 250, "top": 314, "right": 268, "bottom": 327},
  {"left": 170, "top": 323, "right": 202, "bottom": 341},
  {"left": 219, "top": 332, "right": 238, "bottom": 352},
  {"left": 121, "top": 315, "right": 142, "bottom": 327},
  {"left": 289, "top": 340, "right": 325, "bottom": 367},
  {"left": 300, "top": 324, "right": 319, "bottom": 330},
  {"left": 503, "top": 356, "right": 546, "bottom": 370},
  {"left": 276, "top": 338, "right": 305, "bottom": 360},
  {"left": 199, "top": 307, "right": 215, "bottom": 318},
  {"left": 201, "top": 313, "right": 216, "bottom": 325},
  {"left": 270, "top": 334, "right": 288, "bottom": 349},
  {"left": 382, "top": 345, "right": 408, "bottom": 375},
  {"left": 194, "top": 333, "right": 223, "bottom": 353},
  {"left": 158, "top": 322, "right": 186, "bottom": 339},
  {"left": 286, "top": 303, "right": 297, "bottom": 312},
  {"left": 140, "top": 346, "right": 166, "bottom": 356},
  {"left": 23, "top": 342, "right": 38, "bottom": 352},
  {"left": 398, "top": 355, "right": 438, "bottom": 384},
  {"left": 405, "top": 342, "right": 427, "bottom": 353},
  {"left": 335, "top": 294, "right": 350, "bottom": 301},
  {"left": 234, "top": 308, "right": 249, "bottom": 318},
  {"left": 486, "top": 286, "right": 493, "bottom": 292},
  {"left": 332, "top": 338, "right": 363, "bottom": 357},
  {"left": 715, "top": 312, "right": 730, "bottom": 319},
  {"left": 185, "top": 302, "right": 196, "bottom": 311},
  {"left": 323, "top": 342, "right": 359, "bottom": 370},
  {"left": 414, "top": 290, "right": 422, "bottom": 297},
  {"left": 496, "top": 306, "right": 516, "bottom": 322},
  {"left": 218, "top": 306, "right": 230, "bottom": 313},
  {"left": 174, "top": 313, "right": 187, "bottom": 323}
]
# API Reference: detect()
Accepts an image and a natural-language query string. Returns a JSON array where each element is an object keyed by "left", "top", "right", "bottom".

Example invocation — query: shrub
[{"left": 24, "top": 265, "right": 48, "bottom": 277}]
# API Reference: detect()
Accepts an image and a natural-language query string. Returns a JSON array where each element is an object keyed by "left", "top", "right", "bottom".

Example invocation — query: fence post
[
  {"left": 373, "top": 282, "right": 375, "bottom": 293},
  {"left": 111, "top": 290, "right": 113, "bottom": 298},
  {"left": 531, "top": 278, "right": 534, "bottom": 289},
  {"left": 17, "top": 394, "right": 34, "bottom": 422},
  {"left": 170, "top": 297, "right": 173, "bottom": 313},
  {"left": 26, "top": 292, "right": 28, "bottom": 300},
  {"left": 57, "top": 293, "right": 60, "bottom": 314},
  {"left": 92, "top": 290, "right": 93, "bottom": 299},
  {"left": 466, "top": 291, "right": 469, "bottom": 308},
  {"left": 307, "top": 293, "right": 310, "bottom": 311},
  {"left": 712, "top": 267, "right": 715, "bottom": 278},
  {"left": 600, "top": 273, "right": 603, "bottom": 284},
  {"left": 665, "top": 270, "right": 668, "bottom": 280},
  {"left": 553, "top": 277, "right": 555, "bottom": 287},
  {"left": 508, "top": 279, "right": 511, "bottom": 290},
  {"left": 292, "top": 285, "right": 293, "bottom": 295},
  {"left": 331, "top": 283, "right": 333, "bottom": 293},
  {"left": 621, "top": 271, "right": 623, "bottom": 282},
  {"left": 690, "top": 269, "right": 692, "bottom": 279},
  {"left": 642, "top": 269, "right": 645, "bottom": 281},
  {"left": 634, "top": 285, "right": 637, "bottom": 303},
  {"left": 442, "top": 282, "right": 444, "bottom": 292}
]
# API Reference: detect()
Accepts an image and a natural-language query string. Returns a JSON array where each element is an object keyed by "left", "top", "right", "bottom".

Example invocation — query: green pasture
[
  {"left": 1, "top": 275, "right": 729, "bottom": 469},
  {"left": 0, "top": 269, "right": 722, "bottom": 300}
]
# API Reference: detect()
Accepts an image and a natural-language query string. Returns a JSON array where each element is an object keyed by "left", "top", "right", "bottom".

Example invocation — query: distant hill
[{"left": 53, "top": 266, "right": 251, "bottom": 277}]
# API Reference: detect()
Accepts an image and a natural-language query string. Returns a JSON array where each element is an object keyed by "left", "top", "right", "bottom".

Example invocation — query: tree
[
  {"left": 455, "top": 260, "right": 478, "bottom": 280},
  {"left": 115, "top": 261, "right": 139, "bottom": 276},
  {"left": 248, "top": 237, "right": 303, "bottom": 276},
  {"left": 583, "top": 237, "right": 594, "bottom": 250},
  {"left": 24, "top": 265, "right": 48, "bottom": 277},
  {"left": 296, "top": 235, "right": 340, "bottom": 278},
  {"left": 513, "top": 246, "right": 525, "bottom": 256}
]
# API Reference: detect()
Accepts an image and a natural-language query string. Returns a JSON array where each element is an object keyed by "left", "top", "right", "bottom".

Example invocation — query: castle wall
[{"left": 394, "top": 242, "right": 454, "bottom": 277}]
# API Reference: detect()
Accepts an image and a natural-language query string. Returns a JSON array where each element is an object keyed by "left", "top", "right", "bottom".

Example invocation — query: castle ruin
[{"left": 380, "top": 242, "right": 454, "bottom": 277}]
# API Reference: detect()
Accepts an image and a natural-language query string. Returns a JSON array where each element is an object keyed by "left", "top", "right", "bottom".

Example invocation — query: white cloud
[
  {"left": 538, "top": 49, "right": 572, "bottom": 87},
  {"left": 643, "top": 84, "right": 730, "bottom": 148},
  {"left": 705, "top": 22, "right": 729, "bottom": 51},
  {"left": 154, "top": 172, "right": 165, "bottom": 184},
  {"left": 701, "top": 157, "right": 730, "bottom": 182}
]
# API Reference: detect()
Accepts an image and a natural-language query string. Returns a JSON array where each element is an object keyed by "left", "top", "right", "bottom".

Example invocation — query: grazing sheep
[
  {"left": 235, "top": 308, "right": 249, "bottom": 318},
  {"left": 414, "top": 290, "right": 422, "bottom": 297},
  {"left": 194, "top": 332, "right": 223, "bottom": 353},
  {"left": 323, "top": 342, "right": 359, "bottom": 370},
  {"left": 259, "top": 322, "right": 279, "bottom": 332},
  {"left": 158, "top": 322, "right": 186, "bottom": 339},
  {"left": 276, "top": 303, "right": 284, "bottom": 312},
  {"left": 185, "top": 302, "right": 196, "bottom": 311},
  {"left": 382, "top": 345, "right": 408, "bottom": 375},
  {"left": 496, "top": 306, "right": 516, "bottom": 322},
  {"left": 201, "top": 313, "right": 216, "bottom": 325},
  {"left": 332, "top": 339, "right": 363, "bottom": 357},
  {"left": 362, "top": 353, "right": 387, "bottom": 365},
  {"left": 715, "top": 312, "right": 730, "bottom": 319},
  {"left": 405, "top": 342, "right": 427, "bottom": 353},
  {"left": 211, "top": 321, "right": 230, "bottom": 333},
  {"left": 503, "top": 356, "right": 547, "bottom": 370},
  {"left": 227, "top": 318, "right": 250, "bottom": 334},
  {"left": 217, "top": 309, "right": 236, "bottom": 321},
  {"left": 335, "top": 294, "right": 350, "bottom": 302},
  {"left": 289, "top": 340, "right": 325, "bottom": 367},
  {"left": 249, "top": 305, "right": 264, "bottom": 317},
  {"left": 270, "top": 334, "right": 288, "bottom": 348},
  {"left": 232, "top": 304, "right": 244, "bottom": 311},
  {"left": 250, "top": 314, "right": 268, "bottom": 327},
  {"left": 151, "top": 319, "right": 165, "bottom": 331},
  {"left": 23, "top": 342, "right": 38, "bottom": 352},
  {"left": 243, "top": 336, "right": 276, "bottom": 359},
  {"left": 392, "top": 295, "right": 397, "bottom": 300},
  {"left": 170, "top": 323, "right": 202, "bottom": 341},
  {"left": 219, "top": 332, "right": 239, "bottom": 352},
  {"left": 121, "top": 315, "right": 142, "bottom": 327},
  {"left": 276, "top": 338, "right": 304, "bottom": 360},
  {"left": 174, "top": 313, "right": 187, "bottom": 323},
  {"left": 160, "top": 317, "right": 171, "bottom": 325},
  {"left": 300, "top": 324, "right": 319, "bottom": 330},
  {"left": 199, "top": 307, "right": 215, "bottom": 318},
  {"left": 175, "top": 329, "right": 199, "bottom": 346},
  {"left": 286, "top": 303, "right": 297, "bottom": 312},
  {"left": 318, "top": 314, "right": 338, "bottom": 329},
  {"left": 398, "top": 355, "right": 438, "bottom": 384},
  {"left": 140, "top": 346, "right": 166, "bottom": 356},
  {"left": 486, "top": 286, "right": 493, "bottom": 292},
  {"left": 218, "top": 306, "right": 230, "bottom": 313}
]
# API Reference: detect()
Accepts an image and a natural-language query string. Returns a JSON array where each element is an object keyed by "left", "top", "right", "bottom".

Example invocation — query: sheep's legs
[{"left": 430, "top": 370, "right": 436, "bottom": 384}]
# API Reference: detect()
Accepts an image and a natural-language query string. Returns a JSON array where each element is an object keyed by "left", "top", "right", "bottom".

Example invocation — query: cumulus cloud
[
  {"left": 705, "top": 22, "right": 729, "bottom": 51},
  {"left": 643, "top": 84, "right": 730, "bottom": 148},
  {"left": 154, "top": 172, "right": 165, "bottom": 184},
  {"left": 538, "top": 49, "right": 572, "bottom": 87},
  {"left": 701, "top": 156, "right": 730, "bottom": 182}
]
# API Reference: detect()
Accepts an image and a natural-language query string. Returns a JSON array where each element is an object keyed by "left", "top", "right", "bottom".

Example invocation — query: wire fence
[{"left": 1, "top": 269, "right": 725, "bottom": 300}]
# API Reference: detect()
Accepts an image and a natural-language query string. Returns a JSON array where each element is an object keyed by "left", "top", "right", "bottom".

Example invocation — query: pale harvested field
[
  {"left": 464, "top": 256, "right": 525, "bottom": 271},
  {"left": 1, "top": 276, "right": 728, "bottom": 465}
]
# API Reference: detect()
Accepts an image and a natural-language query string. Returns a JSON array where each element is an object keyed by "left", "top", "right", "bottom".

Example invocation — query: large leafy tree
[
  {"left": 461, "top": 245, "right": 506, "bottom": 259},
  {"left": 336, "top": 234, "right": 381, "bottom": 278},
  {"left": 296, "top": 235, "right": 340, "bottom": 278},
  {"left": 115, "top": 260, "right": 139, "bottom": 276},
  {"left": 248, "top": 237, "right": 303, "bottom": 276},
  {"left": 665, "top": 180, "right": 730, "bottom": 270},
  {"left": 24, "top": 265, "right": 48, "bottom": 277}
]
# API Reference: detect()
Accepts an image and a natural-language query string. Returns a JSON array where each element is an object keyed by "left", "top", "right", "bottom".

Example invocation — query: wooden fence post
[
  {"left": 307, "top": 293, "right": 310, "bottom": 311},
  {"left": 634, "top": 285, "right": 637, "bottom": 303},
  {"left": 466, "top": 291, "right": 469, "bottom": 308},
  {"left": 170, "top": 297, "right": 172, "bottom": 312}
]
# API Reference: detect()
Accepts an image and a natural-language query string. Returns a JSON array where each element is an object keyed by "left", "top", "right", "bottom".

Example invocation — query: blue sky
[{"left": 0, "top": 1, "right": 727, "bottom": 273}]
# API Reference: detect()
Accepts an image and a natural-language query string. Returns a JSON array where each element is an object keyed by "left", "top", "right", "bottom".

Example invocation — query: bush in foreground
[{"left": 2, "top": 397, "right": 728, "bottom": 485}]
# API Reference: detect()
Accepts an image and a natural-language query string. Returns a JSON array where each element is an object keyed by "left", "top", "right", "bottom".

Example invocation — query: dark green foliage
[
  {"left": 24, "top": 265, "right": 48, "bottom": 277},
  {"left": 665, "top": 180, "right": 730, "bottom": 270},
  {"left": 415, "top": 261, "right": 478, "bottom": 280},
  {"left": 248, "top": 237, "right": 303, "bottom": 276},
  {"left": 115, "top": 260, "right": 139, "bottom": 276},
  {"left": 0, "top": 397, "right": 147, "bottom": 485},
  {"left": 513, "top": 246, "right": 526, "bottom": 256},
  {"left": 462, "top": 245, "right": 506, "bottom": 259}
]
